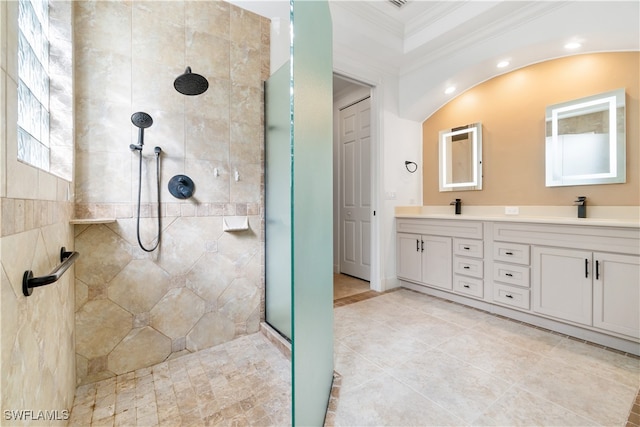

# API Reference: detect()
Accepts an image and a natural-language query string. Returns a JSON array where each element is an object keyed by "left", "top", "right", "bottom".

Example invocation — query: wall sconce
[{"left": 405, "top": 161, "right": 418, "bottom": 173}]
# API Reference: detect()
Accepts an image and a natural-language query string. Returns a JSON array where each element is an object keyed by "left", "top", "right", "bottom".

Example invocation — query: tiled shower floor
[{"left": 68, "top": 333, "right": 291, "bottom": 426}]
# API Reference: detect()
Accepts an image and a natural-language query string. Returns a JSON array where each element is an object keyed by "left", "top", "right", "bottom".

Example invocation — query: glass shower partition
[
  {"left": 265, "top": 61, "right": 292, "bottom": 340},
  {"left": 264, "top": 1, "right": 334, "bottom": 425},
  {"left": 290, "top": 1, "right": 334, "bottom": 425}
]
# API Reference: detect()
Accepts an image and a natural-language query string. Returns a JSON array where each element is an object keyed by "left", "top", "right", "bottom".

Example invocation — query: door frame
[{"left": 333, "top": 72, "right": 381, "bottom": 291}]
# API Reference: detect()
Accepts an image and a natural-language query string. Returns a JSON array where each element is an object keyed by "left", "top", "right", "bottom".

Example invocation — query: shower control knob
[{"left": 169, "top": 175, "right": 195, "bottom": 199}]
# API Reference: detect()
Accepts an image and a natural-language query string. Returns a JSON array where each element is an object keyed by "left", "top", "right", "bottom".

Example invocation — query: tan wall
[
  {"left": 1, "top": 1, "right": 76, "bottom": 423},
  {"left": 422, "top": 52, "right": 639, "bottom": 206},
  {"left": 73, "top": 1, "right": 270, "bottom": 384}
]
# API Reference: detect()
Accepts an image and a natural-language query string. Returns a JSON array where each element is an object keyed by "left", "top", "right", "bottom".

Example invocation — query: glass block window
[{"left": 17, "top": 0, "right": 50, "bottom": 171}]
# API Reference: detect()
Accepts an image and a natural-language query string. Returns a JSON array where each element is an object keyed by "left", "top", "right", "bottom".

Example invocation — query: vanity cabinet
[
  {"left": 396, "top": 219, "right": 483, "bottom": 291},
  {"left": 396, "top": 216, "right": 640, "bottom": 354},
  {"left": 397, "top": 233, "right": 452, "bottom": 290},
  {"left": 533, "top": 247, "right": 640, "bottom": 338}
]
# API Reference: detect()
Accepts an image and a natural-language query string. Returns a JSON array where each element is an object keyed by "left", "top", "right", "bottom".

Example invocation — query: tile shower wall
[
  {"left": 1, "top": 1, "right": 76, "bottom": 424},
  {"left": 73, "top": 1, "right": 270, "bottom": 384}
]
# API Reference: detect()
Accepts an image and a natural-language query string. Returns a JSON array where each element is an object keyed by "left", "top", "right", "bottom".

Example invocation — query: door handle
[
  {"left": 416, "top": 239, "right": 419, "bottom": 252},
  {"left": 595, "top": 260, "right": 600, "bottom": 280},
  {"left": 421, "top": 240, "right": 424, "bottom": 252}
]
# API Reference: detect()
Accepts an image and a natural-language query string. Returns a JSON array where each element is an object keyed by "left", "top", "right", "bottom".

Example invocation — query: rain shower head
[
  {"left": 174, "top": 66, "right": 209, "bottom": 96},
  {"left": 131, "top": 111, "right": 153, "bottom": 150}
]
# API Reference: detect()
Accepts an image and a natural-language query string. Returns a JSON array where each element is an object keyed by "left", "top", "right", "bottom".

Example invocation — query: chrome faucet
[
  {"left": 574, "top": 196, "right": 587, "bottom": 218},
  {"left": 450, "top": 198, "right": 462, "bottom": 215}
]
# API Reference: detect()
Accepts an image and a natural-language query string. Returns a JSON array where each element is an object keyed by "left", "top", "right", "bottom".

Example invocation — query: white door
[{"left": 340, "top": 97, "right": 371, "bottom": 280}]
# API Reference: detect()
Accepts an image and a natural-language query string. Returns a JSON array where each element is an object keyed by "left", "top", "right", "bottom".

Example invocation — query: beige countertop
[{"left": 395, "top": 206, "right": 640, "bottom": 228}]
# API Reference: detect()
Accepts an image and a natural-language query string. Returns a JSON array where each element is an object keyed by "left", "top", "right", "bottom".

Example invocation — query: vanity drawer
[
  {"left": 453, "top": 256, "right": 483, "bottom": 279},
  {"left": 493, "top": 263, "right": 530, "bottom": 287},
  {"left": 453, "top": 238, "right": 483, "bottom": 258},
  {"left": 453, "top": 275, "right": 483, "bottom": 298},
  {"left": 493, "top": 283, "right": 530, "bottom": 310},
  {"left": 493, "top": 242, "right": 530, "bottom": 265}
]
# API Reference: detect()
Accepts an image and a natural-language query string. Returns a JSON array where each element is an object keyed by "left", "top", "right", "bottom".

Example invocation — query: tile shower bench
[{"left": 395, "top": 210, "right": 640, "bottom": 356}]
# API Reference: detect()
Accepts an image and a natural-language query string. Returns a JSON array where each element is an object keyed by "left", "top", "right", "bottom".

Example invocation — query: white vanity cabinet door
[
  {"left": 396, "top": 233, "right": 422, "bottom": 283},
  {"left": 397, "top": 233, "right": 452, "bottom": 290},
  {"left": 422, "top": 236, "right": 453, "bottom": 290},
  {"left": 532, "top": 246, "right": 593, "bottom": 325},
  {"left": 593, "top": 252, "right": 640, "bottom": 339}
]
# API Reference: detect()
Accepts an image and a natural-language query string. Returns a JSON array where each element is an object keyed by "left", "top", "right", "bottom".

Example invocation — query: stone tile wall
[
  {"left": 1, "top": 1, "right": 76, "bottom": 424},
  {"left": 73, "top": 1, "right": 270, "bottom": 384}
]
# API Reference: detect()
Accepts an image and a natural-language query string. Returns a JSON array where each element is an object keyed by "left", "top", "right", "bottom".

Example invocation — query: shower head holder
[{"left": 168, "top": 175, "right": 195, "bottom": 199}]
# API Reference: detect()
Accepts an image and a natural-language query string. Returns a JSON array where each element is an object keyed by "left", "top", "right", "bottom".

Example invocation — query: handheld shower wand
[
  {"left": 130, "top": 112, "right": 162, "bottom": 252},
  {"left": 129, "top": 112, "right": 153, "bottom": 151}
]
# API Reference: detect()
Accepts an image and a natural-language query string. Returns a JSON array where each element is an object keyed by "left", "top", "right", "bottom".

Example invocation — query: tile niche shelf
[{"left": 69, "top": 218, "right": 116, "bottom": 225}]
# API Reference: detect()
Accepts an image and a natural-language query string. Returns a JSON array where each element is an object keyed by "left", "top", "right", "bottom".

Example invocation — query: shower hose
[{"left": 134, "top": 149, "right": 161, "bottom": 252}]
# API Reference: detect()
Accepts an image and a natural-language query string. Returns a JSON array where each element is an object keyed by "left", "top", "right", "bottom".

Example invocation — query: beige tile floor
[
  {"left": 332, "top": 288, "right": 640, "bottom": 426},
  {"left": 67, "top": 333, "right": 291, "bottom": 426},
  {"left": 68, "top": 284, "right": 639, "bottom": 427}
]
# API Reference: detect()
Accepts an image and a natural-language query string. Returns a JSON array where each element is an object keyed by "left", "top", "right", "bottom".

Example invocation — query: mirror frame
[
  {"left": 439, "top": 122, "right": 482, "bottom": 191},
  {"left": 545, "top": 88, "right": 626, "bottom": 187}
]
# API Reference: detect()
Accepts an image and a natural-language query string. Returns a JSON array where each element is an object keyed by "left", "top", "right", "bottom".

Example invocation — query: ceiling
[{"left": 229, "top": 0, "right": 640, "bottom": 121}]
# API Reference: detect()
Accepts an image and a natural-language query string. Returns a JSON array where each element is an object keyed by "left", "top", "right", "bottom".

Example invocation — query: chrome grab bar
[{"left": 23, "top": 247, "right": 80, "bottom": 297}]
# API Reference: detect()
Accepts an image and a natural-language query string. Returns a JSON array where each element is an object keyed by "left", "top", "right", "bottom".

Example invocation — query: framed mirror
[
  {"left": 545, "top": 88, "right": 626, "bottom": 187},
  {"left": 439, "top": 122, "right": 482, "bottom": 191}
]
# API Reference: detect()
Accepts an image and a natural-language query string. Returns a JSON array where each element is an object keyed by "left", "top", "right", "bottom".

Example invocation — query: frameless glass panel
[
  {"left": 265, "top": 61, "right": 293, "bottom": 340},
  {"left": 291, "top": 1, "right": 334, "bottom": 425}
]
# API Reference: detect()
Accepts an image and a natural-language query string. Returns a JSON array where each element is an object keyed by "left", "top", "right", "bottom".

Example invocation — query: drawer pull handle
[
  {"left": 505, "top": 273, "right": 513, "bottom": 277},
  {"left": 463, "top": 284, "right": 470, "bottom": 288},
  {"left": 463, "top": 266, "right": 470, "bottom": 269},
  {"left": 463, "top": 246, "right": 470, "bottom": 250},
  {"left": 505, "top": 251, "right": 514, "bottom": 255},
  {"left": 505, "top": 294, "right": 514, "bottom": 299}
]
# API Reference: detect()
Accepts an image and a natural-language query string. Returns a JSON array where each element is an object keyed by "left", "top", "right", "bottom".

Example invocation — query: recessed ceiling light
[
  {"left": 497, "top": 60, "right": 510, "bottom": 68},
  {"left": 565, "top": 42, "right": 582, "bottom": 50},
  {"left": 445, "top": 86, "right": 456, "bottom": 95}
]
